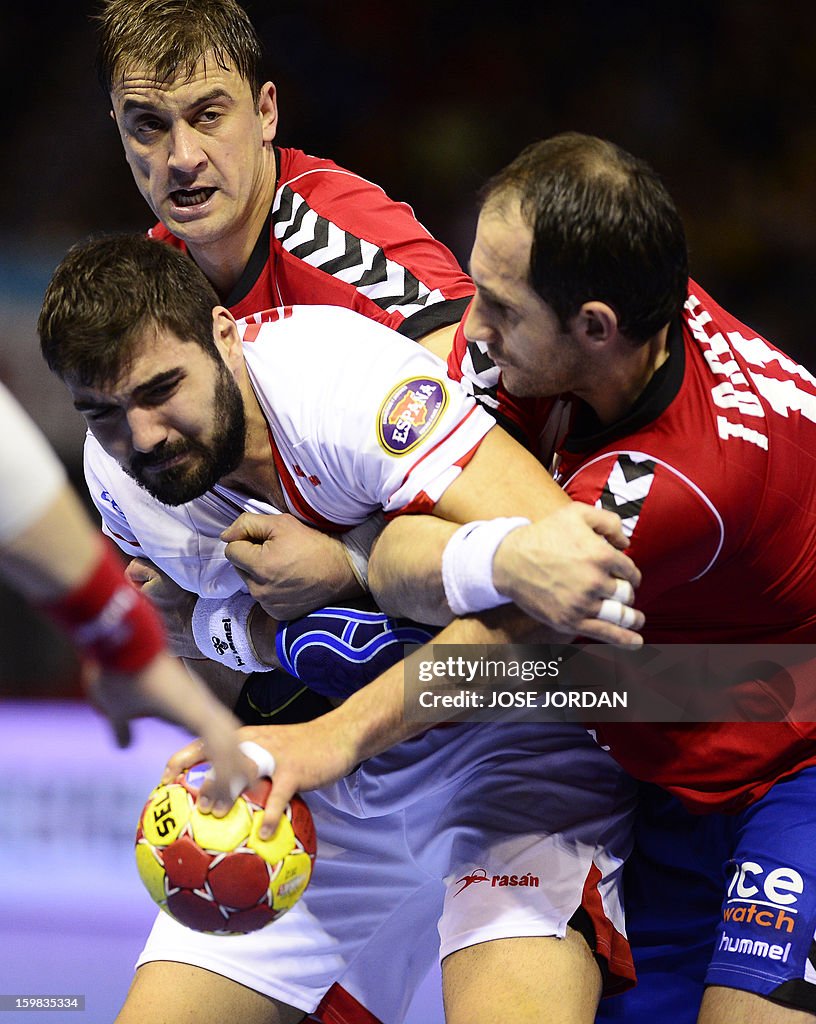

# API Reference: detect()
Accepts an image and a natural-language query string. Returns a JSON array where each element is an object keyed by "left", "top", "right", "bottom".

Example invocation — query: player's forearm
[
  {"left": 0, "top": 484, "right": 102, "bottom": 601},
  {"left": 368, "top": 510, "right": 553, "bottom": 627},
  {"left": 322, "top": 605, "right": 544, "bottom": 764},
  {"left": 369, "top": 425, "right": 573, "bottom": 625},
  {"left": 181, "top": 656, "right": 251, "bottom": 709},
  {"left": 368, "top": 515, "right": 458, "bottom": 624}
]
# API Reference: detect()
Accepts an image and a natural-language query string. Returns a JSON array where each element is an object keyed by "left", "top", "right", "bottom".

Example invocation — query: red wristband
[{"left": 44, "top": 541, "right": 165, "bottom": 673}]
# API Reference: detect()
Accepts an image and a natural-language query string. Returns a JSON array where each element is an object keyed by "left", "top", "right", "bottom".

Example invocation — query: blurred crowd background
[{"left": 1, "top": 0, "right": 815, "bottom": 697}]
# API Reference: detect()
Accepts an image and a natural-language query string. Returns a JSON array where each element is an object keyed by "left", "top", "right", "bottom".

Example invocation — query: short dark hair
[
  {"left": 39, "top": 234, "right": 221, "bottom": 387},
  {"left": 480, "top": 132, "right": 689, "bottom": 343},
  {"left": 94, "top": 0, "right": 263, "bottom": 97}
]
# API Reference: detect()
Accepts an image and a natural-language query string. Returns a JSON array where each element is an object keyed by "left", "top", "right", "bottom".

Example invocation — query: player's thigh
[
  {"left": 441, "top": 929, "right": 602, "bottom": 1024},
  {"left": 597, "top": 783, "right": 733, "bottom": 1024},
  {"left": 699, "top": 985, "right": 813, "bottom": 1024},
  {"left": 431, "top": 725, "right": 636, "bottom": 999},
  {"left": 115, "top": 961, "right": 306, "bottom": 1024},
  {"left": 706, "top": 767, "right": 816, "bottom": 1015}
]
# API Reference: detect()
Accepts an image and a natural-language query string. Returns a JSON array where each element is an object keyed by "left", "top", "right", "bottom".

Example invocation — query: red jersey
[
  {"left": 150, "top": 147, "right": 474, "bottom": 339},
  {"left": 554, "top": 282, "right": 816, "bottom": 812}
]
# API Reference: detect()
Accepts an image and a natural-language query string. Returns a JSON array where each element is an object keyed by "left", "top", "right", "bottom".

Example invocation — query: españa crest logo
[{"left": 377, "top": 377, "right": 448, "bottom": 456}]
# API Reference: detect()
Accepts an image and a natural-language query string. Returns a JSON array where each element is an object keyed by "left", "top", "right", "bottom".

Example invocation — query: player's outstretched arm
[
  {"left": 0, "top": 384, "right": 249, "bottom": 807},
  {"left": 0, "top": 484, "right": 250, "bottom": 808},
  {"left": 369, "top": 425, "right": 644, "bottom": 646},
  {"left": 164, "top": 604, "right": 543, "bottom": 832},
  {"left": 124, "top": 556, "right": 201, "bottom": 658},
  {"left": 87, "top": 654, "right": 248, "bottom": 789}
]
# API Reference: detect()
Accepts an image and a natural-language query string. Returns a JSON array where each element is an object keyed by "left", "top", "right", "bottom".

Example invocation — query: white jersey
[
  {"left": 0, "top": 383, "right": 66, "bottom": 545},
  {"left": 84, "top": 304, "right": 495, "bottom": 596}
]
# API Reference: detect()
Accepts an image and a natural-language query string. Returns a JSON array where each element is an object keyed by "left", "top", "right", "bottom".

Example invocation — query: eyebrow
[
  {"left": 121, "top": 87, "right": 235, "bottom": 116},
  {"left": 74, "top": 398, "right": 112, "bottom": 414},
  {"left": 73, "top": 368, "right": 183, "bottom": 412},
  {"left": 472, "top": 277, "right": 514, "bottom": 311}
]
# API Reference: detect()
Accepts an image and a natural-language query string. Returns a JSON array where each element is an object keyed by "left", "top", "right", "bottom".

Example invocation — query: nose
[
  {"left": 464, "top": 294, "right": 499, "bottom": 349},
  {"left": 167, "top": 121, "right": 207, "bottom": 177},
  {"left": 127, "top": 407, "right": 168, "bottom": 453}
]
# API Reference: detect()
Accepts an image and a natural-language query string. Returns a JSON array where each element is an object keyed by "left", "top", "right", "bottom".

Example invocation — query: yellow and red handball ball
[{"left": 135, "top": 763, "right": 316, "bottom": 934}]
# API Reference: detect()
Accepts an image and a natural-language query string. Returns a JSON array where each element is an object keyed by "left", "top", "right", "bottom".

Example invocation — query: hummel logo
[{"left": 211, "top": 636, "right": 229, "bottom": 656}]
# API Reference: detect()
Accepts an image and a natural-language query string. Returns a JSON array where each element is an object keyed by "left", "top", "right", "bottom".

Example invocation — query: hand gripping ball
[{"left": 135, "top": 763, "right": 316, "bottom": 934}]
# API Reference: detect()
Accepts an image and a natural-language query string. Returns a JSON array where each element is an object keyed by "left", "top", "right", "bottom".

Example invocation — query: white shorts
[{"left": 136, "top": 722, "right": 636, "bottom": 1021}]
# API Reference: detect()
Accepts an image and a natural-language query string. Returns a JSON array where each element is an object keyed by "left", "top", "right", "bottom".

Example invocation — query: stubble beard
[{"left": 126, "top": 364, "right": 246, "bottom": 506}]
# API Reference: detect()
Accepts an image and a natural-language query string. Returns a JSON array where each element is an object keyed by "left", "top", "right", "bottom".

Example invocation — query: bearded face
[{"left": 125, "top": 360, "right": 246, "bottom": 505}]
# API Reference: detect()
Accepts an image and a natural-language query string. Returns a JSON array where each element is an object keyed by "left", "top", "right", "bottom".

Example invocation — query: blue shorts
[
  {"left": 707, "top": 767, "right": 816, "bottom": 1011},
  {"left": 598, "top": 766, "right": 816, "bottom": 1021}
]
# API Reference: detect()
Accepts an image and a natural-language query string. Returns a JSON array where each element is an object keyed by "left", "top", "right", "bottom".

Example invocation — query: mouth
[
  {"left": 136, "top": 449, "right": 191, "bottom": 475},
  {"left": 169, "top": 187, "right": 217, "bottom": 208}
]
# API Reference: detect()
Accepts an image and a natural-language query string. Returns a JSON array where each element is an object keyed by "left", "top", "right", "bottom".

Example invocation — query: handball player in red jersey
[{"left": 446, "top": 132, "right": 816, "bottom": 1024}]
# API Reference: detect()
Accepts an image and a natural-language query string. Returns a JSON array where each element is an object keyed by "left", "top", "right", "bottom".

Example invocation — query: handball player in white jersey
[{"left": 39, "top": 233, "right": 641, "bottom": 1024}]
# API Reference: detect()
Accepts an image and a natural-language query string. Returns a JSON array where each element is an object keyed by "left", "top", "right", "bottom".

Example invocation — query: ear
[
  {"left": 109, "top": 104, "right": 129, "bottom": 148},
  {"left": 212, "top": 307, "right": 242, "bottom": 365},
  {"left": 572, "top": 301, "right": 619, "bottom": 348},
  {"left": 109, "top": 106, "right": 125, "bottom": 137},
  {"left": 258, "top": 81, "right": 279, "bottom": 143}
]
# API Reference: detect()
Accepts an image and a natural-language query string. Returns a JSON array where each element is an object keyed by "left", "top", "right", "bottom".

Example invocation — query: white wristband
[
  {"left": 340, "top": 512, "right": 386, "bottom": 591},
  {"left": 442, "top": 517, "right": 531, "bottom": 616},
  {"left": 191, "top": 593, "right": 272, "bottom": 673}
]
